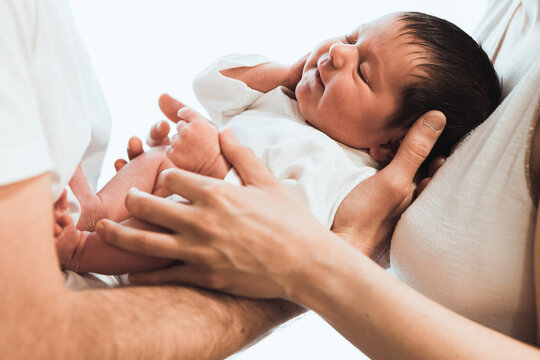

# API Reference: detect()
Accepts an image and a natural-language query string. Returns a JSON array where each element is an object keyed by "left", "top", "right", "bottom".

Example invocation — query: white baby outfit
[
  {"left": 193, "top": 54, "right": 378, "bottom": 228},
  {"left": 391, "top": 0, "right": 540, "bottom": 344}
]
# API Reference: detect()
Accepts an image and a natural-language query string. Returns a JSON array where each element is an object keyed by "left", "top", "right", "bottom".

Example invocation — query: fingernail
[
  {"left": 129, "top": 187, "right": 141, "bottom": 195},
  {"left": 177, "top": 107, "right": 189, "bottom": 117},
  {"left": 156, "top": 121, "right": 163, "bottom": 132},
  {"left": 423, "top": 113, "right": 445, "bottom": 132}
]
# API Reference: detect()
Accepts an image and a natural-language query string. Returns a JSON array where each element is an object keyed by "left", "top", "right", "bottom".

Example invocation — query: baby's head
[{"left": 296, "top": 12, "right": 501, "bottom": 163}]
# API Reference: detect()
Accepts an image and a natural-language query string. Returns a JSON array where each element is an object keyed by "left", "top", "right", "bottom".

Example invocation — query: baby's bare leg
[{"left": 75, "top": 147, "right": 175, "bottom": 231}]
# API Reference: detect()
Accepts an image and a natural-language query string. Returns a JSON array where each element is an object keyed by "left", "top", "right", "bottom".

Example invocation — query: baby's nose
[{"left": 329, "top": 43, "right": 354, "bottom": 69}]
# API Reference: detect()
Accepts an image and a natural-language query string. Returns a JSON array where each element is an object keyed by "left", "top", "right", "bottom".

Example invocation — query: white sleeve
[
  {"left": 0, "top": 0, "right": 54, "bottom": 186},
  {"left": 192, "top": 54, "right": 272, "bottom": 125}
]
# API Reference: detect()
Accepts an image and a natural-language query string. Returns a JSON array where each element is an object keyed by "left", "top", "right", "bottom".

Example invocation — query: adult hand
[
  {"left": 331, "top": 111, "right": 446, "bottom": 263},
  {"left": 96, "top": 110, "right": 445, "bottom": 299},
  {"left": 114, "top": 94, "right": 185, "bottom": 171}
]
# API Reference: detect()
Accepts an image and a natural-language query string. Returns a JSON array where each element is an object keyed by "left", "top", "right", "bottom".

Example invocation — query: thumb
[{"left": 383, "top": 110, "right": 446, "bottom": 185}]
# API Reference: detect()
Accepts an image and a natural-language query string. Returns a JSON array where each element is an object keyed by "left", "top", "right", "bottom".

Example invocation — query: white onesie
[{"left": 193, "top": 54, "right": 378, "bottom": 228}]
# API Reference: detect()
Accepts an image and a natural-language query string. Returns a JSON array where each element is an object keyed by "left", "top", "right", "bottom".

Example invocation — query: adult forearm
[
  {"left": 66, "top": 286, "right": 302, "bottom": 360},
  {"left": 291, "top": 236, "right": 540, "bottom": 360}
]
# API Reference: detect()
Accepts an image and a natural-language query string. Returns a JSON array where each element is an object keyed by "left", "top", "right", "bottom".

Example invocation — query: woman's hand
[
  {"left": 331, "top": 111, "right": 446, "bottom": 263},
  {"left": 95, "top": 110, "right": 445, "bottom": 299}
]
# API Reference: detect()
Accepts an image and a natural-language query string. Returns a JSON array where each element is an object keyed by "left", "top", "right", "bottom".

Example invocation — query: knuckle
[
  {"left": 405, "top": 140, "right": 431, "bottom": 166},
  {"left": 134, "top": 232, "right": 153, "bottom": 253},
  {"left": 382, "top": 175, "right": 410, "bottom": 202},
  {"left": 126, "top": 193, "right": 153, "bottom": 216},
  {"left": 160, "top": 169, "right": 181, "bottom": 189},
  {"left": 196, "top": 212, "right": 219, "bottom": 232},
  {"left": 204, "top": 184, "right": 230, "bottom": 205}
]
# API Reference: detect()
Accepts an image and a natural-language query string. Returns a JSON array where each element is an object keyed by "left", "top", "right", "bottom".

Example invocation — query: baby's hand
[{"left": 167, "top": 107, "right": 230, "bottom": 179}]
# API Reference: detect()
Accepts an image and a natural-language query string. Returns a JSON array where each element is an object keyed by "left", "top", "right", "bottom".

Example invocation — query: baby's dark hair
[{"left": 389, "top": 12, "right": 501, "bottom": 163}]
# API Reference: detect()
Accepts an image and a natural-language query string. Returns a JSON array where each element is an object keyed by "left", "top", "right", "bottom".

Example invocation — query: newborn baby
[{"left": 55, "top": 11, "right": 501, "bottom": 275}]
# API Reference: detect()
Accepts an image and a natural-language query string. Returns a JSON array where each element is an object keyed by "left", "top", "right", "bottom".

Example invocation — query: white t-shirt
[
  {"left": 193, "top": 54, "right": 378, "bottom": 228},
  {"left": 0, "top": 0, "right": 113, "bottom": 288},
  {"left": 0, "top": 0, "right": 110, "bottom": 200},
  {"left": 391, "top": 0, "right": 540, "bottom": 343}
]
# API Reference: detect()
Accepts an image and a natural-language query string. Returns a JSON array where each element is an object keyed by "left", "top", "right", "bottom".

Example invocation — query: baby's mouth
[{"left": 316, "top": 68, "right": 325, "bottom": 88}]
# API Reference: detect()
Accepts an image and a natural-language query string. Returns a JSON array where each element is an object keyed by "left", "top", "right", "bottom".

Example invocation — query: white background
[{"left": 69, "top": 1, "right": 487, "bottom": 359}]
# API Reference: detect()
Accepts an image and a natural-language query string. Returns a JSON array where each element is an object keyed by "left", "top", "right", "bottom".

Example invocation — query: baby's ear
[{"left": 369, "top": 141, "right": 399, "bottom": 163}]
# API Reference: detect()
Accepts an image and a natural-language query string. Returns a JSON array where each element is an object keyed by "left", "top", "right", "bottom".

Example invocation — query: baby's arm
[{"left": 219, "top": 54, "right": 307, "bottom": 93}]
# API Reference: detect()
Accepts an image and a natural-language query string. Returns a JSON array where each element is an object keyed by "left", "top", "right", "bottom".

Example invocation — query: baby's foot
[
  {"left": 53, "top": 190, "right": 86, "bottom": 272},
  {"left": 167, "top": 107, "right": 230, "bottom": 179}
]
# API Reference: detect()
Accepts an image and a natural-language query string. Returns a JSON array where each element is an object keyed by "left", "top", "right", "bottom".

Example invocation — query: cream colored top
[{"left": 390, "top": 0, "right": 540, "bottom": 344}]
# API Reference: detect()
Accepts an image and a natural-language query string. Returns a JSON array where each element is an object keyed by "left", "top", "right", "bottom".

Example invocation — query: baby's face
[{"left": 296, "top": 14, "right": 423, "bottom": 162}]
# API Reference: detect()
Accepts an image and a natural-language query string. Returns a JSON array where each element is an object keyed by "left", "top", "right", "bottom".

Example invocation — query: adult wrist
[{"left": 281, "top": 231, "right": 348, "bottom": 305}]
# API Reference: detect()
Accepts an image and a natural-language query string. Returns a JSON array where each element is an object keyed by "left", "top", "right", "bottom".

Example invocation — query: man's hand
[{"left": 167, "top": 107, "right": 230, "bottom": 178}]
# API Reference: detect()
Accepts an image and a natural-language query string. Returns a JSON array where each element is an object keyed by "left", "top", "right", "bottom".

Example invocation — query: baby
[{"left": 55, "top": 12, "right": 501, "bottom": 275}]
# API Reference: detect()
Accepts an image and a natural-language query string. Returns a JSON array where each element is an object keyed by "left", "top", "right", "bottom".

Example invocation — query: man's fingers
[
  {"left": 219, "top": 129, "right": 278, "bottom": 187},
  {"left": 96, "top": 219, "right": 188, "bottom": 259},
  {"left": 158, "top": 93, "right": 187, "bottom": 123},
  {"left": 384, "top": 110, "right": 446, "bottom": 184},
  {"left": 127, "top": 136, "right": 144, "bottom": 160},
  {"left": 124, "top": 188, "right": 194, "bottom": 231}
]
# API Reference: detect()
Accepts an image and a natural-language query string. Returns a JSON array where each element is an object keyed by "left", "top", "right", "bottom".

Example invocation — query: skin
[
  {"left": 2, "top": 140, "right": 305, "bottom": 359},
  {"left": 91, "top": 14, "right": 430, "bottom": 274},
  {"left": 98, "top": 107, "right": 540, "bottom": 359},
  {"left": 57, "top": 100, "right": 229, "bottom": 274},
  {"left": 94, "top": 13, "right": 540, "bottom": 355},
  {"left": 296, "top": 14, "right": 421, "bottom": 162}
]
